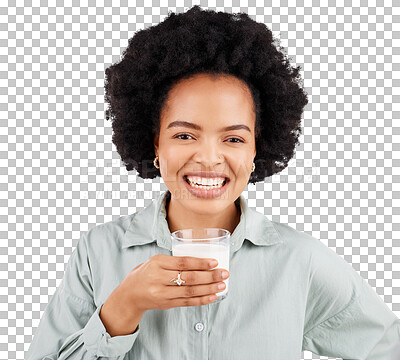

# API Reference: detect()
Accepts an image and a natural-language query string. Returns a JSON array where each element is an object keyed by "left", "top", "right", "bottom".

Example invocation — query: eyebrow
[{"left": 166, "top": 120, "right": 251, "bottom": 133}]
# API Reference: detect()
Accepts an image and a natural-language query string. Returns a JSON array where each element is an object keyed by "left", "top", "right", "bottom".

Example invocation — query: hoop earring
[
  {"left": 251, "top": 162, "right": 255, "bottom": 172},
  {"left": 154, "top": 155, "right": 160, "bottom": 169}
]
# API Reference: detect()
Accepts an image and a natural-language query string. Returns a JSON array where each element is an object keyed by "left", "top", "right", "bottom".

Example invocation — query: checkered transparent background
[{"left": 0, "top": 1, "right": 399, "bottom": 359}]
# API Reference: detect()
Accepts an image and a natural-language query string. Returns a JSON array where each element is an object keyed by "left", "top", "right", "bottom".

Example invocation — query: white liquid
[{"left": 172, "top": 243, "right": 230, "bottom": 297}]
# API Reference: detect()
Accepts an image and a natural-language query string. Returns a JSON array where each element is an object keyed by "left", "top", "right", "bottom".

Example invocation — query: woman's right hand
[
  {"left": 99, "top": 254, "right": 230, "bottom": 336},
  {"left": 120, "top": 254, "right": 230, "bottom": 312}
]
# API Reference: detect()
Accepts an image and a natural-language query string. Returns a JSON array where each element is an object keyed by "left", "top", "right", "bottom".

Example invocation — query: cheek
[
  {"left": 159, "top": 147, "right": 189, "bottom": 178},
  {"left": 227, "top": 154, "right": 253, "bottom": 174},
  {"left": 163, "top": 148, "right": 181, "bottom": 162}
]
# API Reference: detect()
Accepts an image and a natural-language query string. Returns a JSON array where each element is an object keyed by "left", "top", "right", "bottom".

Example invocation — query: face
[{"left": 153, "top": 73, "right": 257, "bottom": 215}]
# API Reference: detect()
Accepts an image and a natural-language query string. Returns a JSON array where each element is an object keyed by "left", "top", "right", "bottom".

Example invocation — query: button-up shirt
[{"left": 26, "top": 190, "right": 400, "bottom": 359}]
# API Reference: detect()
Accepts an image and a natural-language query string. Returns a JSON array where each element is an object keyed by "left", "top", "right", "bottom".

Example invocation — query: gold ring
[{"left": 170, "top": 272, "right": 185, "bottom": 286}]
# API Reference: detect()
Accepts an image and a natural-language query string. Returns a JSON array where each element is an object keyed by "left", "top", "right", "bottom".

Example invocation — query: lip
[
  {"left": 182, "top": 175, "right": 230, "bottom": 199},
  {"left": 183, "top": 171, "right": 230, "bottom": 179}
]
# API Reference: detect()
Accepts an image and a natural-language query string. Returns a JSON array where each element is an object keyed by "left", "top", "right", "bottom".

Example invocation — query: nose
[{"left": 191, "top": 139, "right": 224, "bottom": 168}]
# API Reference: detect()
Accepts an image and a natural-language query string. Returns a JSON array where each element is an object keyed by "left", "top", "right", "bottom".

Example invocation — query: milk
[{"left": 172, "top": 243, "right": 230, "bottom": 297}]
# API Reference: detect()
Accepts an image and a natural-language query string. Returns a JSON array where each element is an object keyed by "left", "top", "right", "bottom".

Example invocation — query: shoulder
[
  {"left": 270, "top": 220, "right": 316, "bottom": 246},
  {"left": 88, "top": 213, "right": 135, "bottom": 240},
  {"left": 270, "top": 220, "right": 345, "bottom": 263},
  {"left": 269, "top": 220, "right": 324, "bottom": 258},
  {"left": 270, "top": 220, "right": 363, "bottom": 294},
  {"left": 80, "top": 213, "right": 138, "bottom": 254}
]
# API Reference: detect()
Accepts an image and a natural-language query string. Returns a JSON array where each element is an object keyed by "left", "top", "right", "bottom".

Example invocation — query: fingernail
[
  {"left": 218, "top": 282, "right": 226, "bottom": 290},
  {"left": 222, "top": 271, "right": 229, "bottom": 279},
  {"left": 209, "top": 260, "right": 218, "bottom": 267}
]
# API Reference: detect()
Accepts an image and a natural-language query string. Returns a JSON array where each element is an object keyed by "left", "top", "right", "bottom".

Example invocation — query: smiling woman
[
  {"left": 26, "top": 5, "right": 400, "bottom": 360},
  {"left": 153, "top": 73, "right": 257, "bottom": 234}
]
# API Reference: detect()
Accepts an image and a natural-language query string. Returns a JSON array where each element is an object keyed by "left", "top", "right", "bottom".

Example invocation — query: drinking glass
[{"left": 171, "top": 228, "right": 230, "bottom": 302}]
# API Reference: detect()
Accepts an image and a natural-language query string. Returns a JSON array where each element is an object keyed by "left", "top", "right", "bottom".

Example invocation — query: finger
[
  {"left": 157, "top": 254, "right": 218, "bottom": 271},
  {"left": 165, "top": 280, "right": 225, "bottom": 299},
  {"left": 165, "top": 269, "right": 229, "bottom": 286},
  {"left": 164, "top": 294, "right": 218, "bottom": 309}
]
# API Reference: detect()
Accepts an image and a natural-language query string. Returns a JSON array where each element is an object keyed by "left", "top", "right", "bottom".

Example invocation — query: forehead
[
  {"left": 160, "top": 73, "right": 255, "bottom": 125},
  {"left": 168, "top": 73, "right": 252, "bottom": 100}
]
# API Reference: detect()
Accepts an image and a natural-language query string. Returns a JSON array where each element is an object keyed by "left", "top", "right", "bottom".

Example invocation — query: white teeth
[
  {"left": 186, "top": 176, "right": 225, "bottom": 186},
  {"left": 186, "top": 176, "right": 226, "bottom": 189}
]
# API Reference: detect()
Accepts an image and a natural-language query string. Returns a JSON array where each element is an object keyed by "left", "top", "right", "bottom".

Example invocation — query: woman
[{"left": 26, "top": 5, "right": 400, "bottom": 359}]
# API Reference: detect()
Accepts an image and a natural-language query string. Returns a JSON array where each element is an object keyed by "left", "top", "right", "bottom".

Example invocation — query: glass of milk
[{"left": 171, "top": 228, "right": 230, "bottom": 302}]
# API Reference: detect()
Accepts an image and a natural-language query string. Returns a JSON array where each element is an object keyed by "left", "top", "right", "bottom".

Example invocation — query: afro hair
[{"left": 104, "top": 5, "right": 308, "bottom": 184}]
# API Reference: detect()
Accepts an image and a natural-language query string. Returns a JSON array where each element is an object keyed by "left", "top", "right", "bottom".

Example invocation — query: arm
[
  {"left": 302, "top": 238, "right": 400, "bottom": 359},
  {"left": 25, "top": 232, "right": 140, "bottom": 360},
  {"left": 303, "top": 278, "right": 400, "bottom": 359}
]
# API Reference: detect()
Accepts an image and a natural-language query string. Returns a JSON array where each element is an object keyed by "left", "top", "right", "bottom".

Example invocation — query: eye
[
  {"left": 227, "top": 137, "right": 244, "bottom": 143},
  {"left": 173, "top": 134, "right": 244, "bottom": 143},
  {"left": 174, "top": 133, "right": 194, "bottom": 140}
]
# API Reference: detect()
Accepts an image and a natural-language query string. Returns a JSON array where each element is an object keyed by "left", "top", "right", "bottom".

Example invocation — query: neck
[{"left": 165, "top": 193, "right": 241, "bottom": 234}]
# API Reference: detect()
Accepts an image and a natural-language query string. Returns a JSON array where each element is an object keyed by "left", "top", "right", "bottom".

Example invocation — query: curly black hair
[{"left": 104, "top": 5, "right": 308, "bottom": 184}]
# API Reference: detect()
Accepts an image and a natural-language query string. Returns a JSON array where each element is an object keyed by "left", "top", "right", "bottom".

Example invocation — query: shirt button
[{"left": 194, "top": 322, "right": 204, "bottom": 332}]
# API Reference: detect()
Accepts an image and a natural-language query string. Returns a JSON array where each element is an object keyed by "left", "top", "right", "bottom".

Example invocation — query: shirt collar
[{"left": 121, "top": 190, "right": 283, "bottom": 252}]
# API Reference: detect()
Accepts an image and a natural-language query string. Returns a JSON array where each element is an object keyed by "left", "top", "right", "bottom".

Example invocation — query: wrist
[{"left": 100, "top": 285, "right": 145, "bottom": 337}]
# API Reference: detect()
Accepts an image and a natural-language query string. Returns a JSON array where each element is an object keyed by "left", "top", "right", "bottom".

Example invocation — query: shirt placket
[{"left": 188, "top": 304, "right": 209, "bottom": 359}]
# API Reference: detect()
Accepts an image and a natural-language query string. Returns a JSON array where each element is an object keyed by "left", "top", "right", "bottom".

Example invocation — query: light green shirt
[{"left": 26, "top": 190, "right": 400, "bottom": 359}]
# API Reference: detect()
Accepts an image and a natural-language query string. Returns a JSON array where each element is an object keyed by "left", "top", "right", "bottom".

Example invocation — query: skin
[{"left": 153, "top": 73, "right": 257, "bottom": 234}]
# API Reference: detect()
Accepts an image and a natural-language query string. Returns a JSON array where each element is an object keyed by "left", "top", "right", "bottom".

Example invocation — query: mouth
[
  {"left": 182, "top": 175, "right": 230, "bottom": 199},
  {"left": 183, "top": 175, "right": 230, "bottom": 189}
]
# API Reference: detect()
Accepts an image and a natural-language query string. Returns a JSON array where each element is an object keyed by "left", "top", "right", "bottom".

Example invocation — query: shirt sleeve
[
  {"left": 25, "top": 232, "right": 140, "bottom": 360},
  {"left": 302, "top": 238, "right": 400, "bottom": 359}
]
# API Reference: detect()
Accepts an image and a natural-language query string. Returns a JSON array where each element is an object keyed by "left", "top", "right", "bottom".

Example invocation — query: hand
[
  {"left": 100, "top": 254, "right": 230, "bottom": 336},
  {"left": 120, "top": 254, "right": 230, "bottom": 312}
]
